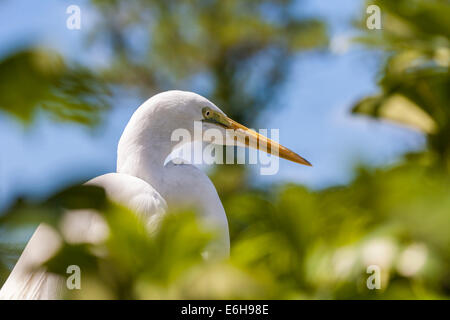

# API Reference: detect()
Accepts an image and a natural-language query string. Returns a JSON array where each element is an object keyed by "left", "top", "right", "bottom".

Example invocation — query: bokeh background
[{"left": 0, "top": 0, "right": 449, "bottom": 299}]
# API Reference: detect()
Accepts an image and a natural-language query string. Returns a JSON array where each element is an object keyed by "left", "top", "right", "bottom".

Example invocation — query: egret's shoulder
[{"left": 85, "top": 173, "right": 167, "bottom": 217}]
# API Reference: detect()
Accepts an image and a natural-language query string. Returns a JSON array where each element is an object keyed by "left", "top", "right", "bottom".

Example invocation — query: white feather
[{"left": 0, "top": 91, "right": 230, "bottom": 299}]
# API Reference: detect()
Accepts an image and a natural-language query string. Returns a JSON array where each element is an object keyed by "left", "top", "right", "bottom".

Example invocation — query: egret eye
[{"left": 202, "top": 107, "right": 213, "bottom": 119}]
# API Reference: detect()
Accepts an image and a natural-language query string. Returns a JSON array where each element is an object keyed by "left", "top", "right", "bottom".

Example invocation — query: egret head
[
  {"left": 199, "top": 104, "right": 311, "bottom": 166},
  {"left": 121, "top": 90, "right": 311, "bottom": 167},
  {"left": 158, "top": 90, "right": 311, "bottom": 166}
]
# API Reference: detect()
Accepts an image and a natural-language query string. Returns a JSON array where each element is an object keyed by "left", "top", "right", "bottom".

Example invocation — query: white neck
[
  {"left": 115, "top": 92, "right": 230, "bottom": 257},
  {"left": 116, "top": 106, "right": 176, "bottom": 198}
]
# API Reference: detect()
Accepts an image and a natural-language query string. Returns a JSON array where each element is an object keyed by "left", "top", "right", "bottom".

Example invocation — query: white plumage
[{"left": 0, "top": 90, "right": 309, "bottom": 299}]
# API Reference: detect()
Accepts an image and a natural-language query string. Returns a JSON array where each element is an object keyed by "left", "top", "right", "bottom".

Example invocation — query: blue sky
[{"left": 0, "top": 0, "right": 425, "bottom": 210}]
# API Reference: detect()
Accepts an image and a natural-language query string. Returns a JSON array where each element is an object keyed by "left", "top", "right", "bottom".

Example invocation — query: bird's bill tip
[
  {"left": 225, "top": 116, "right": 312, "bottom": 167},
  {"left": 287, "top": 152, "right": 312, "bottom": 166}
]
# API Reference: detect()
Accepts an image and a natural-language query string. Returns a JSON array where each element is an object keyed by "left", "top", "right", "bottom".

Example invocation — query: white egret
[{"left": 0, "top": 90, "right": 310, "bottom": 299}]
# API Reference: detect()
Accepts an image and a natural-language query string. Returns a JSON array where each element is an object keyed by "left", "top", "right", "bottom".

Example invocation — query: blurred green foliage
[
  {"left": 89, "top": 0, "right": 327, "bottom": 124},
  {"left": 353, "top": 0, "right": 450, "bottom": 168},
  {"left": 1, "top": 159, "right": 449, "bottom": 299},
  {"left": 0, "top": 49, "right": 110, "bottom": 126},
  {"left": 0, "top": 0, "right": 449, "bottom": 300}
]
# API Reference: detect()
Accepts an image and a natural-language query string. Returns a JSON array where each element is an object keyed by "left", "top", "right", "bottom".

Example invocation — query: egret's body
[{"left": 0, "top": 91, "right": 310, "bottom": 300}]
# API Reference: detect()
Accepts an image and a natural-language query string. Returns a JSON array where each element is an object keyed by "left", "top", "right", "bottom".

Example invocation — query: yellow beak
[{"left": 225, "top": 116, "right": 312, "bottom": 166}]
